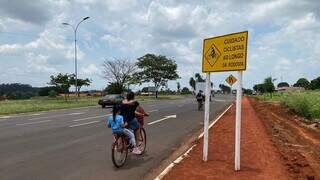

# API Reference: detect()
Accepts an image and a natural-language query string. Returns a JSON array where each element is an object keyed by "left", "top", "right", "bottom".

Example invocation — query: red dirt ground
[{"left": 162, "top": 97, "right": 319, "bottom": 180}]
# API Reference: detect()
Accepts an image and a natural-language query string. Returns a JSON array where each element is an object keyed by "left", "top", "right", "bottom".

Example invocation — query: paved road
[{"left": 0, "top": 95, "right": 234, "bottom": 180}]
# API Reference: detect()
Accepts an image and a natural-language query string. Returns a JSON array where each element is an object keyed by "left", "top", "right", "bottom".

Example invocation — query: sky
[{"left": 0, "top": 0, "right": 319, "bottom": 91}]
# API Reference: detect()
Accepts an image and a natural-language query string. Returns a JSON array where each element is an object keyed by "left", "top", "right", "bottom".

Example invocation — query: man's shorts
[{"left": 128, "top": 118, "right": 140, "bottom": 130}]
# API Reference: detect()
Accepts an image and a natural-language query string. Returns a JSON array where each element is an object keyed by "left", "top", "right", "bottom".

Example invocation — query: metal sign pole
[
  {"left": 235, "top": 71, "right": 243, "bottom": 170},
  {"left": 203, "top": 73, "right": 211, "bottom": 161}
]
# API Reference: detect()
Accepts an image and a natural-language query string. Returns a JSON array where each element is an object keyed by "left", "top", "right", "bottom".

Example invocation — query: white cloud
[
  {"left": 100, "top": 34, "right": 125, "bottom": 45},
  {"left": 105, "top": 0, "right": 137, "bottom": 11},
  {"left": 26, "top": 53, "right": 57, "bottom": 73},
  {"left": 80, "top": 64, "right": 99, "bottom": 76},
  {"left": 1, "top": 0, "right": 320, "bottom": 89}
]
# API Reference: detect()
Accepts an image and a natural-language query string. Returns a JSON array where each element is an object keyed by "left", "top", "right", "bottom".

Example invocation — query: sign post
[
  {"left": 203, "top": 73, "right": 211, "bottom": 161},
  {"left": 235, "top": 71, "right": 242, "bottom": 170},
  {"left": 201, "top": 31, "right": 248, "bottom": 169}
]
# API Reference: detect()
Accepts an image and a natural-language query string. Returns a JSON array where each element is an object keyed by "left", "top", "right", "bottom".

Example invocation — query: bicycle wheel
[
  {"left": 111, "top": 136, "right": 128, "bottom": 168},
  {"left": 138, "top": 128, "right": 147, "bottom": 154},
  {"left": 198, "top": 102, "right": 202, "bottom": 111}
]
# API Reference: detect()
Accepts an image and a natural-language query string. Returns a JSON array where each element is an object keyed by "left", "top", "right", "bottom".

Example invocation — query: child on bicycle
[{"left": 107, "top": 104, "right": 141, "bottom": 155}]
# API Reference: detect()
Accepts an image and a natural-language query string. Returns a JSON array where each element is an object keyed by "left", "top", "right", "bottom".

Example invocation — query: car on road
[{"left": 98, "top": 94, "right": 124, "bottom": 108}]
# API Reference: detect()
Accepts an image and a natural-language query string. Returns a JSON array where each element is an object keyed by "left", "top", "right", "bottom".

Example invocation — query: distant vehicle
[{"left": 98, "top": 94, "right": 124, "bottom": 108}]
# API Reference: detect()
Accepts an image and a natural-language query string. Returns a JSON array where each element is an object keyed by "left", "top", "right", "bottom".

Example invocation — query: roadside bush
[
  {"left": 48, "top": 90, "right": 58, "bottom": 98},
  {"left": 282, "top": 94, "right": 312, "bottom": 119}
]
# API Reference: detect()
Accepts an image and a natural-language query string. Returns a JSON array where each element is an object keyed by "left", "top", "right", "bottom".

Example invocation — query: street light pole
[{"left": 62, "top": 16, "right": 89, "bottom": 101}]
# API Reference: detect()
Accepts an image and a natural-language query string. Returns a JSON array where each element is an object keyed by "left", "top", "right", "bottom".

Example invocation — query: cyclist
[
  {"left": 120, "top": 92, "right": 142, "bottom": 145},
  {"left": 196, "top": 90, "right": 205, "bottom": 110},
  {"left": 107, "top": 104, "right": 141, "bottom": 155}
]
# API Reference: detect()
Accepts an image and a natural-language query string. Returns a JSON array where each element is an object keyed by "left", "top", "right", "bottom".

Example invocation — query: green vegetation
[
  {"left": 136, "top": 54, "right": 179, "bottom": 98},
  {"left": 257, "top": 91, "right": 320, "bottom": 121},
  {"left": 0, "top": 96, "right": 100, "bottom": 115},
  {"left": 0, "top": 94, "right": 189, "bottom": 115}
]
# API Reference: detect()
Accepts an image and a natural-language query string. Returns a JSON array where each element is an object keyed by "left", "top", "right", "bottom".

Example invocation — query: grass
[
  {"left": 0, "top": 94, "right": 189, "bottom": 116},
  {"left": 0, "top": 96, "right": 100, "bottom": 115},
  {"left": 256, "top": 91, "right": 320, "bottom": 121}
]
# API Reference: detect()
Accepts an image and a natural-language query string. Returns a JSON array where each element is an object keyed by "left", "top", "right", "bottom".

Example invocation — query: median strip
[{"left": 69, "top": 121, "right": 100, "bottom": 128}]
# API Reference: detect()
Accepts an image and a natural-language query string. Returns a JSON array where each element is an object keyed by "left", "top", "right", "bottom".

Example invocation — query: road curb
[{"left": 154, "top": 103, "right": 233, "bottom": 180}]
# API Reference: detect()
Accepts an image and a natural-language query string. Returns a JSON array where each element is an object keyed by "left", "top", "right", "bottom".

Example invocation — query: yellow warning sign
[
  {"left": 202, "top": 31, "right": 248, "bottom": 72},
  {"left": 225, "top": 74, "right": 237, "bottom": 86}
]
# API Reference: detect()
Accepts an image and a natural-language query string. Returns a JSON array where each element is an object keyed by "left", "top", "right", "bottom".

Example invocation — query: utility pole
[{"left": 62, "top": 16, "right": 90, "bottom": 101}]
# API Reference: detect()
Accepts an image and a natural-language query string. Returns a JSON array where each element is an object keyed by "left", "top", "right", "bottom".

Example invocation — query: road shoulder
[{"left": 161, "top": 97, "right": 291, "bottom": 180}]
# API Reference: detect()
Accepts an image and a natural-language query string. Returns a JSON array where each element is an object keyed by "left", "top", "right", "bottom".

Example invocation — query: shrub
[
  {"left": 48, "top": 90, "right": 58, "bottom": 98},
  {"left": 281, "top": 94, "right": 312, "bottom": 119}
]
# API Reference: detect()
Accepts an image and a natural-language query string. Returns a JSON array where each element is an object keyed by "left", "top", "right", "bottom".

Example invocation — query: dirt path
[
  {"left": 163, "top": 97, "right": 292, "bottom": 180},
  {"left": 250, "top": 98, "right": 320, "bottom": 179}
]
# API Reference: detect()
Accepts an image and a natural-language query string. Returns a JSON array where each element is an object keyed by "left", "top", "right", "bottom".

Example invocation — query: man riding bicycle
[{"left": 196, "top": 90, "right": 205, "bottom": 110}]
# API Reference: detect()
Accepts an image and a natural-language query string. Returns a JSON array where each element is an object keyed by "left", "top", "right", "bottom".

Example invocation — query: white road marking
[
  {"left": 16, "top": 120, "right": 52, "bottom": 126},
  {"left": 69, "top": 112, "right": 85, "bottom": 115},
  {"left": 154, "top": 103, "right": 233, "bottom": 180},
  {"left": 148, "top": 115, "right": 177, "bottom": 125},
  {"left": 73, "top": 114, "right": 110, "bottom": 122},
  {"left": 154, "top": 145, "right": 197, "bottom": 180},
  {"left": 0, "top": 116, "right": 11, "bottom": 119},
  {"left": 178, "top": 105, "right": 183, "bottom": 107},
  {"left": 198, "top": 104, "right": 233, "bottom": 139},
  {"left": 28, "top": 112, "right": 85, "bottom": 121},
  {"left": 30, "top": 113, "right": 42, "bottom": 116},
  {"left": 213, "top": 99, "right": 227, "bottom": 102},
  {"left": 149, "top": 109, "right": 159, "bottom": 113},
  {"left": 69, "top": 121, "right": 100, "bottom": 128}
]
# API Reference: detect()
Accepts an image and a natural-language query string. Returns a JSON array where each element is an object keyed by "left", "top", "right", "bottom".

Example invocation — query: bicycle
[
  {"left": 111, "top": 126, "right": 147, "bottom": 168},
  {"left": 198, "top": 100, "right": 204, "bottom": 111}
]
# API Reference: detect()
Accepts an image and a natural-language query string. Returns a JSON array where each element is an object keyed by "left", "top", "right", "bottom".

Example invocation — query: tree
[
  {"left": 219, "top": 84, "right": 231, "bottom": 94},
  {"left": 243, "top": 88, "right": 253, "bottom": 95},
  {"left": 177, "top": 82, "right": 181, "bottom": 93},
  {"left": 38, "top": 86, "right": 60, "bottom": 96},
  {"left": 293, "top": 78, "right": 310, "bottom": 89},
  {"left": 105, "top": 82, "right": 123, "bottom": 94},
  {"left": 102, "top": 58, "right": 137, "bottom": 93},
  {"left": 49, "top": 73, "right": 71, "bottom": 100},
  {"left": 69, "top": 75, "right": 91, "bottom": 96},
  {"left": 0, "top": 83, "right": 38, "bottom": 99},
  {"left": 181, "top": 87, "right": 191, "bottom": 94},
  {"left": 195, "top": 73, "right": 205, "bottom": 82},
  {"left": 263, "top": 77, "right": 275, "bottom": 97},
  {"left": 310, "top": 77, "right": 320, "bottom": 90},
  {"left": 136, "top": 54, "right": 179, "bottom": 98},
  {"left": 189, "top": 77, "right": 196, "bottom": 91},
  {"left": 277, "top": 82, "right": 290, "bottom": 88},
  {"left": 253, "top": 84, "right": 265, "bottom": 93},
  {"left": 48, "top": 90, "right": 58, "bottom": 98}
]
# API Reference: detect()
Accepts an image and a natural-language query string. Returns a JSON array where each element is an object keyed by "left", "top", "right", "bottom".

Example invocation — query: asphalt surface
[{"left": 0, "top": 95, "right": 234, "bottom": 180}]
